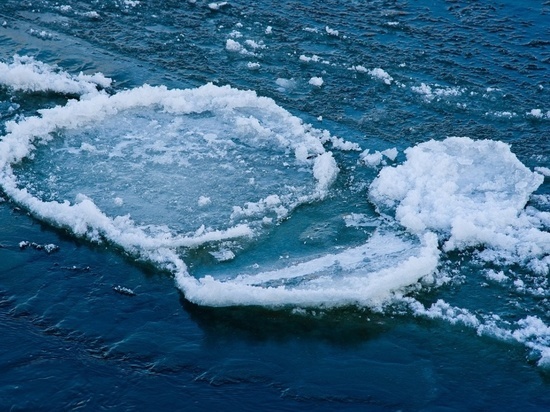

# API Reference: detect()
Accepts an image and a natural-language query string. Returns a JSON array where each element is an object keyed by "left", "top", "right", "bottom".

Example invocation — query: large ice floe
[{"left": 0, "top": 56, "right": 445, "bottom": 309}]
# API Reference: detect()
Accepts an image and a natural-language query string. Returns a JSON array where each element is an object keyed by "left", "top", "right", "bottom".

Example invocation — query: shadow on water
[{"left": 180, "top": 292, "right": 392, "bottom": 347}]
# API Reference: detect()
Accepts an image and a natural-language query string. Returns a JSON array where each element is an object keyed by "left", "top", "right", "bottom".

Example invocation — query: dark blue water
[{"left": 1, "top": 1, "right": 550, "bottom": 410}]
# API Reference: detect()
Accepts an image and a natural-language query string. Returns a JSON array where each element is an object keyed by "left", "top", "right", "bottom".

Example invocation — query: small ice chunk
[
  {"left": 80, "top": 143, "right": 98, "bottom": 152},
  {"left": 208, "top": 2, "right": 228, "bottom": 10},
  {"left": 43, "top": 244, "right": 60, "bottom": 254},
  {"left": 309, "top": 76, "right": 324, "bottom": 87},
  {"left": 343, "top": 213, "right": 379, "bottom": 228},
  {"left": 244, "top": 39, "right": 265, "bottom": 50},
  {"left": 275, "top": 78, "right": 296, "bottom": 90},
  {"left": 0, "top": 55, "right": 112, "bottom": 95},
  {"left": 535, "top": 167, "right": 550, "bottom": 177},
  {"left": 381, "top": 147, "right": 398, "bottom": 161},
  {"left": 198, "top": 196, "right": 212, "bottom": 207},
  {"left": 313, "top": 153, "right": 338, "bottom": 194},
  {"left": 325, "top": 26, "right": 339, "bottom": 36},
  {"left": 368, "top": 68, "right": 393, "bottom": 85},
  {"left": 360, "top": 150, "right": 383, "bottom": 167},
  {"left": 265, "top": 26, "right": 272, "bottom": 35},
  {"left": 210, "top": 249, "right": 235, "bottom": 262},
  {"left": 514, "top": 279, "right": 525, "bottom": 288},
  {"left": 303, "top": 27, "right": 319, "bottom": 33},
  {"left": 225, "top": 39, "right": 243, "bottom": 52},
  {"left": 349, "top": 65, "right": 368, "bottom": 73},
  {"left": 114, "top": 197, "right": 124, "bottom": 206},
  {"left": 228, "top": 30, "right": 243, "bottom": 38},
  {"left": 300, "top": 54, "right": 321, "bottom": 63},
  {"left": 414, "top": 83, "right": 464, "bottom": 101},
  {"left": 329, "top": 136, "right": 361, "bottom": 151},
  {"left": 485, "top": 270, "right": 508, "bottom": 282},
  {"left": 527, "top": 109, "right": 544, "bottom": 118},
  {"left": 247, "top": 62, "right": 260, "bottom": 70},
  {"left": 82, "top": 11, "right": 100, "bottom": 19},
  {"left": 113, "top": 285, "right": 136, "bottom": 296}
]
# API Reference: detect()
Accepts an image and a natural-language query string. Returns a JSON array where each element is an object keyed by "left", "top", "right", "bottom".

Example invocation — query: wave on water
[{"left": 1, "top": 56, "right": 550, "bottom": 365}]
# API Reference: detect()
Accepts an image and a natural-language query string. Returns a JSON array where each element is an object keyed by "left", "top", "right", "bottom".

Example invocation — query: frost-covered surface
[{"left": 369, "top": 137, "right": 548, "bottom": 272}]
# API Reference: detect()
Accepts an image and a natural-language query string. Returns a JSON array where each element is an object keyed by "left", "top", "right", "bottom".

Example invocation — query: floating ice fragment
[
  {"left": 328, "top": 136, "right": 361, "bottom": 151},
  {"left": 28, "top": 28, "right": 56, "bottom": 40},
  {"left": 210, "top": 249, "right": 235, "bottom": 262},
  {"left": 275, "top": 77, "right": 296, "bottom": 90},
  {"left": 113, "top": 285, "right": 136, "bottom": 296},
  {"left": 244, "top": 39, "right": 265, "bottom": 50},
  {"left": 209, "top": 2, "right": 228, "bottom": 10},
  {"left": 349, "top": 65, "right": 368, "bottom": 73},
  {"left": 225, "top": 39, "right": 258, "bottom": 56},
  {"left": 381, "top": 148, "right": 398, "bottom": 161},
  {"left": 369, "top": 137, "right": 548, "bottom": 268},
  {"left": 528, "top": 109, "right": 543, "bottom": 118},
  {"left": 177, "top": 231, "right": 440, "bottom": 308},
  {"left": 0, "top": 55, "right": 111, "bottom": 95},
  {"left": 225, "top": 39, "right": 243, "bottom": 52},
  {"left": 527, "top": 109, "right": 549, "bottom": 119},
  {"left": 325, "top": 26, "right": 339, "bottom": 36},
  {"left": 535, "top": 167, "right": 550, "bottom": 177},
  {"left": 485, "top": 269, "right": 508, "bottom": 283},
  {"left": 343, "top": 213, "right": 379, "bottom": 228},
  {"left": 368, "top": 68, "right": 393, "bottom": 85},
  {"left": 81, "top": 11, "right": 101, "bottom": 19},
  {"left": 309, "top": 76, "right": 324, "bottom": 87},
  {"left": 360, "top": 150, "right": 383, "bottom": 167},
  {"left": 360, "top": 148, "right": 395, "bottom": 167},
  {"left": 303, "top": 27, "right": 319, "bottom": 33},
  {"left": 412, "top": 83, "right": 463, "bottom": 101},
  {"left": 19, "top": 241, "right": 59, "bottom": 253},
  {"left": 198, "top": 196, "right": 211, "bottom": 207},
  {"left": 300, "top": 54, "right": 321, "bottom": 63}
]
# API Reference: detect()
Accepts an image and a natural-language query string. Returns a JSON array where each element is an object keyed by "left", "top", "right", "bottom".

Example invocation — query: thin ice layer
[
  {"left": 0, "top": 81, "right": 340, "bottom": 285},
  {"left": 12, "top": 104, "right": 325, "bottom": 233},
  {"left": 177, "top": 231, "right": 440, "bottom": 308}
]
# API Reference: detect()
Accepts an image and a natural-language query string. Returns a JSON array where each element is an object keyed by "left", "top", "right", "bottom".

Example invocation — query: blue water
[{"left": 1, "top": 1, "right": 550, "bottom": 410}]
